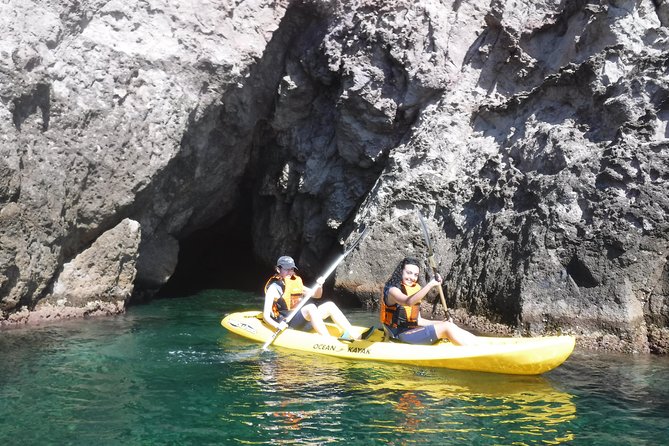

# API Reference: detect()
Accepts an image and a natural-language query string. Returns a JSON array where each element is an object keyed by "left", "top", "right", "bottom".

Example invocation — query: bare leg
[
  {"left": 301, "top": 302, "right": 356, "bottom": 338},
  {"left": 316, "top": 301, "right": 355, "bottom": 333},
  {"left": 435, "top": 321, "right": 478, "bottom": 346},
  {"left": 300, "top": 304, "right": 330, "bottom": 336}
]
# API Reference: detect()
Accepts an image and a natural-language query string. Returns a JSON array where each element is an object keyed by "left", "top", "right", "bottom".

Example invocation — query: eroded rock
[{"left": 1, "top": 0, "right": 668, "bottom": 354}]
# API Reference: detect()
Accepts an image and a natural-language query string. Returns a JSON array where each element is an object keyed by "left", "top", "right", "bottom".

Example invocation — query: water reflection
[
  {"left": 361, "top": 363, "right": 576, "bottom": 445},
  {"left": 217, "top": 346, "right": 576, "bottom": 445}
]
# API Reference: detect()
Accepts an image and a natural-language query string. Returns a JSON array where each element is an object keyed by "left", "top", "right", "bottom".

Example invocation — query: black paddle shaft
[{"left": 416, "top": 212, "right": 452, "bottom": 321}]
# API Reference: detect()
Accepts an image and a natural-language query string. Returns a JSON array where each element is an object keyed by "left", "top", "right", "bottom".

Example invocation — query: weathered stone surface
[
  {"left": 0, "top": 0, "right": 668, "bottom": 354},
  {"left": 1, "top": 0, "right": 291, "bottom": 320},
  {"left": 342, "top": 0, "right": 669, "bottom": 354},
  {"left": 44, "top": 218, "right": 140, "bottom": 304},
  {"left": 2, "top": 218, "right": 140, "bottom": 325}
]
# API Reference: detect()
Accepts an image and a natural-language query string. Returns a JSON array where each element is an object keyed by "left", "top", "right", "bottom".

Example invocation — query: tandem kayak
[{"left": 221, "top": 311, "right": 575, "bottom": 375}]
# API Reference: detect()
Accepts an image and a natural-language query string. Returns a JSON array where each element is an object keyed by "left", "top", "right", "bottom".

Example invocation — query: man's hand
[{"left": 316, "top": 276, "right": 325, "bottom": 287}]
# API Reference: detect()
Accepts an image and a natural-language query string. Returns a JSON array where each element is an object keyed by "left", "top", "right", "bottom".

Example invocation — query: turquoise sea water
[{"left": 1, "top": 290, "right": 668, "bottom": 445}]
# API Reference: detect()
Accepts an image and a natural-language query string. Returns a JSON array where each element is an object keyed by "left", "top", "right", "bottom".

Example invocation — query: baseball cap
[{"left": 276, "top": 256, "right": 298, "bottom": 270}]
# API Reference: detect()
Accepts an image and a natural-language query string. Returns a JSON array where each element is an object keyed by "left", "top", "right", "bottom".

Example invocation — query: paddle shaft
[
  {"left": 426, "top": 254, "right": 448, "bottom": 312},
  {"left": 262, "top": 228, "right": 368, "bottom": 350},
  {"left": 417, "top": 212, "right": 450, "bottom": 318}
]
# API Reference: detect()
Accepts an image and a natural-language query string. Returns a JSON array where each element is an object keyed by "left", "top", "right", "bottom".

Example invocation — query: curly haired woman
[{"left": 381, "top": 257, "right": 478, "bottom": 345}]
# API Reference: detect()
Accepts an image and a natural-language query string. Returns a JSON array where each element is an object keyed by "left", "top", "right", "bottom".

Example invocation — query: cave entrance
[{"left": 156, "top": 200, "right": 266, "bottom": 298}]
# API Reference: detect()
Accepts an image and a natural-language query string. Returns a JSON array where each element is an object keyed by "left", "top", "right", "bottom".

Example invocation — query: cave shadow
[
  {"left": 151, "top": 3, "right": 338, "bottom": 301},
  {"left": 155, "top": 195, "right": 265, "bottom": 298}
]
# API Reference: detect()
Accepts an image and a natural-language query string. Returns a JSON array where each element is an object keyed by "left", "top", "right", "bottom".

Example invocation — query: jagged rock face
[
  {"left": 1, "top": 0, "right": 668, "bottom": 353},
  {"left": 0, "top": 0, "right": 291, "bottom": 315},
  {"left": 345, "top": 0, "right": 669, "bottom": 354}
]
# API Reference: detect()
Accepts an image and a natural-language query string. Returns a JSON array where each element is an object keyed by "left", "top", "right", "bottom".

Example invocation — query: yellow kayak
[{"left": 221, "top": 311, "right": 575, "bottom": 375}]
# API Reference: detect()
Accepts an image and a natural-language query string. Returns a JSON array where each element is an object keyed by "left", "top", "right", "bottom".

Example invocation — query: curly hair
[{"left": 383, "top": 257, "right": 422, "bottom": 298}]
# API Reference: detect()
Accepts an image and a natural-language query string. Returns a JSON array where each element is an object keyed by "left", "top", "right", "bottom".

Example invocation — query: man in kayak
[
  {"left": 381, "top": 257, "right": 478, "bottom": 345},
  {"left": 263, "top": 255, "right": 358, "bottom": 341}
]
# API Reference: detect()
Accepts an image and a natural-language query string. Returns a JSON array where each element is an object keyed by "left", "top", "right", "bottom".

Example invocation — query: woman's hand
[{"left": 428, "top": 273, "right": 442, "bottom": 289}]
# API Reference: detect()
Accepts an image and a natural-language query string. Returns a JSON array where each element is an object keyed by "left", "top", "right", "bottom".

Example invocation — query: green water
[{"left": 1, "top": 290, "right": 667, "bottom": 445}]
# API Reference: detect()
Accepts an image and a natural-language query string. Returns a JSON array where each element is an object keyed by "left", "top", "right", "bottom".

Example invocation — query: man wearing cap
[{"left": 263, "top": 255, "right": 357, "bottom": 341}]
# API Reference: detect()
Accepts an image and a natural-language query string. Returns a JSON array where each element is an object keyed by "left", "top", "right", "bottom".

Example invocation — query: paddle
[
  {"left": 262, "top": 227, "right": 369, "bottom": 350},
  {"left": 416, "top": 211, "right": 452, "bottom": 321}
]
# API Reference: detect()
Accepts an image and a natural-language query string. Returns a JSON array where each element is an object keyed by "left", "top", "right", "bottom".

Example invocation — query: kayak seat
[
  {"left": 359, "top": 325, "right": 377, "bottom": 340},
  {"left": 382, "top": 325, "right": 404, "bottom": 343}
]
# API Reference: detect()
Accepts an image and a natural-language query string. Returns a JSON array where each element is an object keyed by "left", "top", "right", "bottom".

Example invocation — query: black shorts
[
  {"left": 388, "top": 325, "right": 439, "bottom": 345},
  {"left": 280, "top": 310, "right": 313, "bottom": 332}
]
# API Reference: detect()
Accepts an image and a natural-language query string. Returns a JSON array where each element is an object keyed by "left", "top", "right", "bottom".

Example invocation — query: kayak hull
[{"left": 221, "top": 311, "right": 575, "bottom": 375}]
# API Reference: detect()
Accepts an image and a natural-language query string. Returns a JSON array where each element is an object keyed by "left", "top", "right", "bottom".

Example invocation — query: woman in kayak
[
  {"left": 381, "top": 257, "right": 478, "bottom": 345},
  {"left": 263, "top": 255, "right": 358, "bottom": 341}
]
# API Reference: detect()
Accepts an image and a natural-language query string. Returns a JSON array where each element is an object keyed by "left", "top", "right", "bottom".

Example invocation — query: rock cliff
[{"left": 1, "top": 0, "right": 667, "bottom": 353}]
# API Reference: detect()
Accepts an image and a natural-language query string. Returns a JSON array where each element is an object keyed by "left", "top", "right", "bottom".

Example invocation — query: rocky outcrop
[
  {"left": 1, "top": 1, "right": 668, "bottom": 353},
  {"left": 2, "top": 218, "right": 140, "bottom": 325},
  {"left": 1, "top": 0, "right": 292, "bottom": 318},
  {"left": 345, "top": 0, "right": 669, "bottom": 354}
]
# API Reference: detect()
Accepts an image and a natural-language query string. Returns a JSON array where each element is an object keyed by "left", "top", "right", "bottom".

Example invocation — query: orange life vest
[
  {"left": 265, "top": 274, "right": 304, "bottom": 320},
  {"left": 380, "top": 282, "right": 421, "bottom": 329}
]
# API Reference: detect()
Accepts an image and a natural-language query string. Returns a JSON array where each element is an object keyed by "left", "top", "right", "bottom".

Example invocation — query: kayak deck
[{"left": 221, "top": 311, "right": 575, "bottom": 375}]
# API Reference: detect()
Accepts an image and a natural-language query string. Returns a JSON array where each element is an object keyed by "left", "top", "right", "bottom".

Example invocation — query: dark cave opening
[
  {"left": 154, "top": 204, "right": 363, "bottom": 308},
  {"left": 155, "top": 202, "right": 266, "bottom": 298},
  {"left": 154, "top": 199, "right": 364, "bottom": 309}
]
